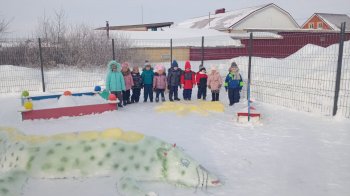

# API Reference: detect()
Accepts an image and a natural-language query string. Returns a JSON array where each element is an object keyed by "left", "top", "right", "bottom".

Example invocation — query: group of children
[{"left": 105, "top": 60, "right": 243, "bottom": 108}]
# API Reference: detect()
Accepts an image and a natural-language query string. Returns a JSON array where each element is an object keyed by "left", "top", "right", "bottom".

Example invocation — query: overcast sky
[{"left": 1, "top": 0, "right": 350, "bottom": 37}]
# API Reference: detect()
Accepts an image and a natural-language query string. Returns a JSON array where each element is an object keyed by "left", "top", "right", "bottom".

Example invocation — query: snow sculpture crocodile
[{"left": 0, "top": 127, "right": 221, "bottom": 196}]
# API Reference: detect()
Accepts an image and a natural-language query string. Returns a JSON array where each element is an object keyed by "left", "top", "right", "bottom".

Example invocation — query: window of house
[
  {"left": 309, "top": 23, "right": 314, "bottom": 29},
  {"left": 317, "top": 22, "right": 323, "bottom": 29}
]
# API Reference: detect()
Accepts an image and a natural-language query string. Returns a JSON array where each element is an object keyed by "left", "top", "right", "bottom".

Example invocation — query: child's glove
[
  {"left": 208, "top": 85, "right": 211, "bottom": 89},
  {"left": 218, "top": 85, "right": 222, "bottom": 89}
]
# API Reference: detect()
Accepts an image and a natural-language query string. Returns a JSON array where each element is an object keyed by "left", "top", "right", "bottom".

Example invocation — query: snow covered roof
[
  {"left": 176, "top": 3, "right": 299, "bottom": 30},
  {"left": 315, "top": 13, "right": 350, "bottom": 31},
  {"left": 229, "top": 32, "right": 283, "bottom": 39},
  {"left": 109, "top": 28, "right": 242, "bottom": 48}
]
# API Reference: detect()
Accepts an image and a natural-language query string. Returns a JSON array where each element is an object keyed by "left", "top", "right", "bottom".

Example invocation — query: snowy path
[{"left": 0, "top": 94, "right": 350, "bottom": 196}]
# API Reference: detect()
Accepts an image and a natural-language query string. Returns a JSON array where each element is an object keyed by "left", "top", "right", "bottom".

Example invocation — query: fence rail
[{"left": 0, "top": 25, "right": 349, "bottom": 118}]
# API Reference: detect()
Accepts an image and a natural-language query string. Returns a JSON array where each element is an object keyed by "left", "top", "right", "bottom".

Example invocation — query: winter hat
[
  {"left": 230, "top": 62, "right": 238, "bottom": 68},
  {"left": 144, "top": 60, "right": 151, "bottom": 67},
  {"left": 155, "top": 64, "right": 165, "bottom": 72},
  {"left": 198, "top": 64, "right": 204, "bottom": 71},
  {"left": 185, "top": 61, "right": 191, "bottom": 70},
  {"left": 211, "top": 65, "right": 217, "bottom": 71},
  {"left": 229, "top": 62, "right": 238, "bottom": 72},
  {"left": 171, "top": 60, "right": 178, "bottom": 68},
  {"left": 199, "top": 67, "right": 206, "bottom": 72},
  {"left": 121, "top": 62, "right": 130, "bottom": 69}
]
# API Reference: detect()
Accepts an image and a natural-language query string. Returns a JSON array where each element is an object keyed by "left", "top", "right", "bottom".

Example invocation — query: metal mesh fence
[
  {"left": 0, "top": 38, "right": 42, "bottom": 93},
  {"left": 0, "top": 36, "right": 139, "bottom": 93},
  {"left": 236, "top": 33, "right": 342, "bottom": 116}
]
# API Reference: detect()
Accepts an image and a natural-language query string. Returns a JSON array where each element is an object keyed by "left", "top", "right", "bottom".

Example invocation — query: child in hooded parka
[
  {"left": 225, "top": 62, "right": 243, "bottom": 106},
  {"left": 131, "top": 65, "right": 142, "bottom": 103},
  {"left": 180, "top": 61, "right": 196, "bottom": 100},
  {"left": 153, "top": 64, "right": 167, "bottom": 102},
  {"left": 141, "top": 63, "right": 154, "bottom": 102},
  {"left": 121, "top": 62, "right": 134, "bottom": 106},
  {"left": 167, "top": 60, "right": 182, "bottom": 102},
  {"left": 207, "top": 65, "right": 223, "bottom": 101},
  {"left": 105, "top": 60, "right": 126, "bottom": 108}
]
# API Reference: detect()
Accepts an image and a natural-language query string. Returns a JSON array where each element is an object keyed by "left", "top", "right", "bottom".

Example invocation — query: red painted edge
[
  {"left": 22, "top": 103, "right": 117, "bottom": 120},
  {"left": 237, "top": 112, "right": 261, "bottom": 117}
]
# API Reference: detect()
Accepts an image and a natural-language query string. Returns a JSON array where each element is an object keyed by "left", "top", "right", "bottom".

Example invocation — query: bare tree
[
  {"left": 35, "top": 11, "right": 51, "bottom": 46},
  {"left": 51, "top": 8, "right": 67, "bottom": 44},
  {"left": 0, "top": 16, "right": 12, "bottom": 38}
]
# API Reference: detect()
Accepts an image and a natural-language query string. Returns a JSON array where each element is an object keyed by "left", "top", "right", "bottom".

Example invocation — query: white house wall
[{"left": 233, "top": 6, "right": 299, "bottom": 30}]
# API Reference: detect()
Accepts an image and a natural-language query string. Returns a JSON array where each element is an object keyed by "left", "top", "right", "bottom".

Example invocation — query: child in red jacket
[
  {"left": 196, "top": 67, "right": 208, "bottom": 100},
  {"left": 181, "top": 61, "right": 196, "bottom": 100}
]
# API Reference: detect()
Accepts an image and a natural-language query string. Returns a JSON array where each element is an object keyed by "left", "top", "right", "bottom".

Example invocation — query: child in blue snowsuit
[
  {"left": 141, "top": 63, "right": 154, "bottom": 102},
  {"left": 225, "top": 62, "right": 243, "bottom": 106}
]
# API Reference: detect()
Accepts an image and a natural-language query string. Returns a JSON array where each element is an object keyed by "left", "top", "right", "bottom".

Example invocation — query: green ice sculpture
[{"left": 0, "top": 127, "right": 221, "bottom": 196}]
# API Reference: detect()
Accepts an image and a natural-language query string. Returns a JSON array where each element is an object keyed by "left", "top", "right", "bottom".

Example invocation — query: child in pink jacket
[
  {"left": 121, "top": 62, "right": 134, "bottom": 105},
  {"left": 207, "top": 65, "right": 223, "bottom": 101},
  {"left": 153, "top": 64, "right": 167, "bottom": 102}
]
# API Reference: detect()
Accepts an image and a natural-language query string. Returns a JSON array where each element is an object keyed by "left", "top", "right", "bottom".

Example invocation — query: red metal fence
[{"left": 190, "top": 32, "right": 350, "bottom": 60}]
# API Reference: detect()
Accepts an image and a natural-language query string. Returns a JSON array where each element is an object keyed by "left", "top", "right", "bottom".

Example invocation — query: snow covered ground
[{"left": 1, "top": 89, "right": 350, "bottom": 196}]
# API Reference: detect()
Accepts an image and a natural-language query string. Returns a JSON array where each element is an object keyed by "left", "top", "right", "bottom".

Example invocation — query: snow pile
[
  {"left": 57, "top": 95, "right": 78, "bottom": 107},
  {"left": 33, "top": 95, "right": 107, "bottom": 110}
]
